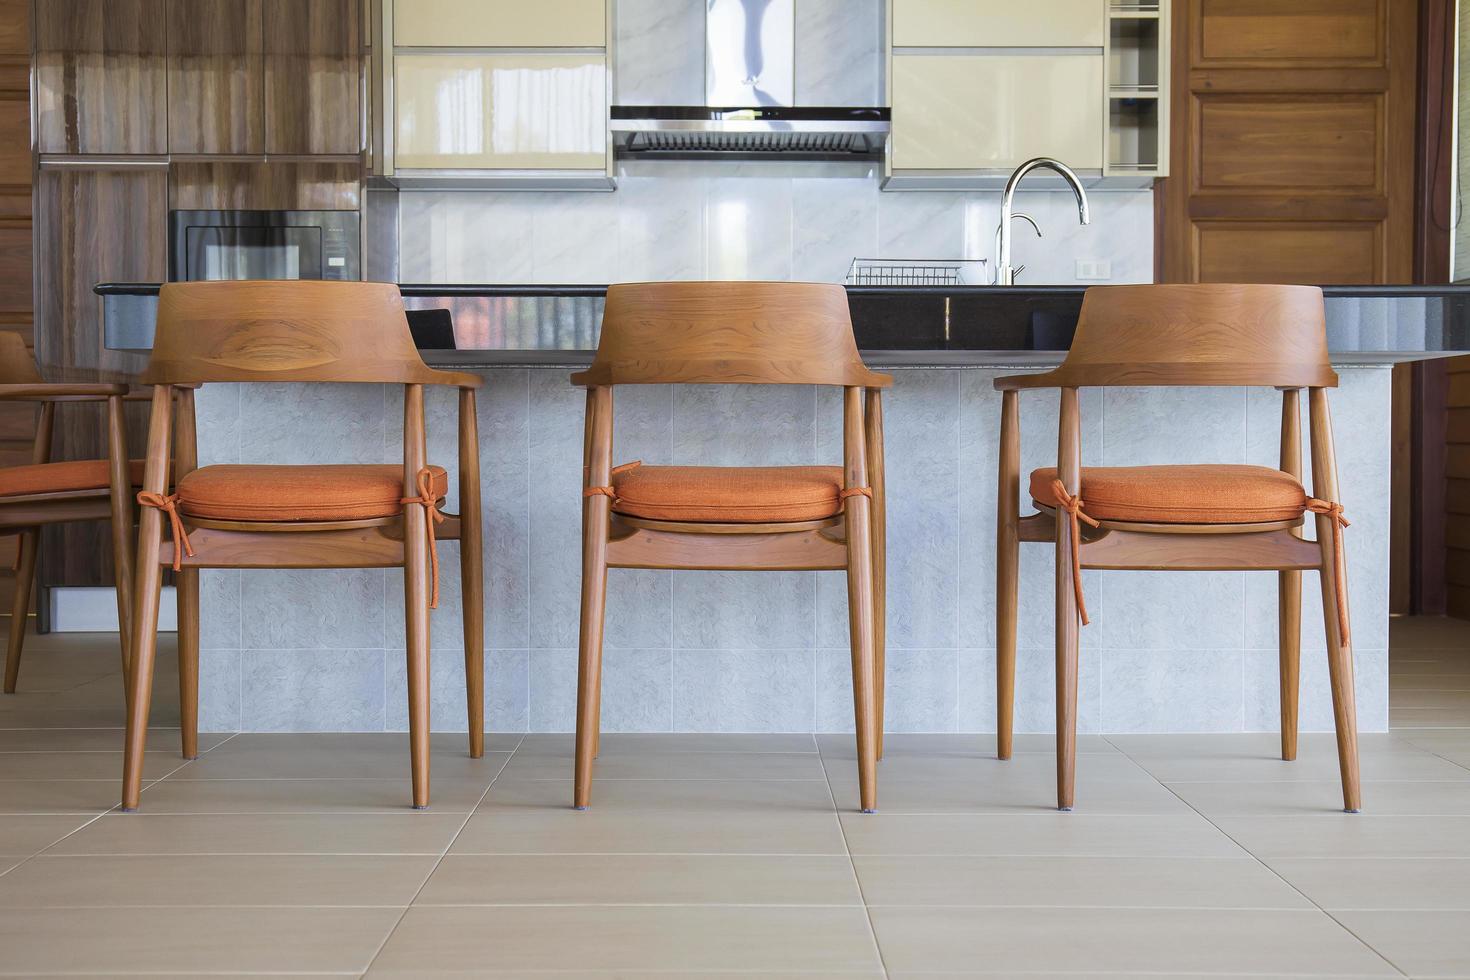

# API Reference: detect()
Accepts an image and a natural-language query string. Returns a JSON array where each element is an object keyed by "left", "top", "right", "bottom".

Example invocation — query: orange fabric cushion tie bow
[
  {"left": 136, "top": 491, "right": 195, "bottom": 572},
  {"left": 583, "top": 460, "right": 643, "bottom": 499},
  {"left": 400, "top": 467, "right": 446, "bottom": 609},
  {"left": 1306, "top": 497, "right": 1352, "bottom": 647},
  {"left": 1050, "top": 478, "right": 1101, "bottom": 626}
]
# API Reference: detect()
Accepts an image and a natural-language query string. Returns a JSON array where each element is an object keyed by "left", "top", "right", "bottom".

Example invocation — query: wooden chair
[
  {"left": 0, "top": 332, "right": 138, "bottom": 693},
  {"left": 571, "top": 281, "right": 891, "bottom": 812},
  {"left": 119, "top": 280, "right": 486, "bottom": 811},
  {"left": 995, "top": 284, "right": 1361, "bottom": 813}
]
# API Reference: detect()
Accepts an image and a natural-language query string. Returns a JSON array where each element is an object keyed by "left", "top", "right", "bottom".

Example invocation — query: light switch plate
[{"left": 1076, "top": 259, "right": 1112, "bottom": 280}]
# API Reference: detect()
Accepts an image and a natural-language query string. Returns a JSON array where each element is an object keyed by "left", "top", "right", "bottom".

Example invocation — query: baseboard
[{"left": 49, "top": 586, "right": 178, "bottom": 632}]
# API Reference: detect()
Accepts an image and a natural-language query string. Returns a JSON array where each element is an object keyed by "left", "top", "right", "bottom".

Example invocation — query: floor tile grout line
[
  {"left": 359, "top": 730, "right": 526, "bottom": 975},
  {"left": 817, "top": 735, "right": 890, "bottom": 980},
  {"left": 0, "top": 730, "right": 243, "bottom": 881},
  {"left": 1104, "top": 734, "right": 1413, "bottom": 980}
]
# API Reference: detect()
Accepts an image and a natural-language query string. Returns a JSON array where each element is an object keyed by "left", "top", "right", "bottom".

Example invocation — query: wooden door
[
  {"left": 34, "top": 0, "right": 167, "bottom": 155},
  {"left": 167, "top": 0, "right": 265, "bottom": 155},
  {"left": 264, "top": 0, "right": 362, "bottom": 155},
  {"left": 1158, "top": 0, "right": 1418, "bottom": 283}
]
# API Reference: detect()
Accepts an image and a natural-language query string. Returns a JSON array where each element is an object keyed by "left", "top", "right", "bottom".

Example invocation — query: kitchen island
[{"left": 92, "top": 283, "right": 1470, "bottom": 736}]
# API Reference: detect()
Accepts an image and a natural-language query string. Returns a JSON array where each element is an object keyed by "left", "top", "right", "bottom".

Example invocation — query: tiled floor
[{"left": 0, "top": 620, "right": 1468, "bottom": 977}]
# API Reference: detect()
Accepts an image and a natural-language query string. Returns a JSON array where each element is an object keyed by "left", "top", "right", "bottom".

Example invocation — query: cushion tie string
[
  {"left": 136, "top": 491, "right": 194, "bottom": 572},
  {"left": 1049, "top": 478, "right": 1100, "bottom": 626},
  {"left": 583, "top": 460, "right": 642, "bottom": 500},
  {"left": 1305, "top": 498, "right": 1351, "bottom": 646},
  {"left": 400, "top": 468, "right": 445, "bottom": 609},
  {"left": 839, "top": 486, "right": 872, "bottom": 506}
]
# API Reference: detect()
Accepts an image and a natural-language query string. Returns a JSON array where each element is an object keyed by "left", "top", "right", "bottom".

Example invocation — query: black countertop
[{"left": 95, "top": 282, "right": 1470, "bottom": 367}]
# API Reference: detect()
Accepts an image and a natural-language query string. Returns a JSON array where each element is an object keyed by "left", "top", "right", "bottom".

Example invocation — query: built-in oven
[{"left": 168, "top": 209, "right": 360, "bottom": 282}]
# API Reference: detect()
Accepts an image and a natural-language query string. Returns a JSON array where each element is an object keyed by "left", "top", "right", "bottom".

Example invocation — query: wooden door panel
[
  {"left": 1160, "top": 0, "right": 1415, "bottom": 284},
  {"left": 1195, "top": 223, "right": 1380, "bottom": 284},
  {"left": 1195, "top": 97, "right": 1380, "bottom": 191},
  {"left": 1197, "top": 0, "right": 1382, "bottom": 65}
]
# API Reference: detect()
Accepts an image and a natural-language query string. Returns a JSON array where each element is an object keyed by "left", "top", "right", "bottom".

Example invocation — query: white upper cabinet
[
  {"left": 893, "top": 0, "right": 1104, "bottom": 48},
  {"left": 394, "top": 0, "right": 606, "bottom": 48},
  {"left": 891, "top": 54, "right": 1103, "bottom": 170},
  {"left": 395, "top": 54, "right": 607, "bottom": 171},
  {"left": 885, "top": 0, "right": 1169, "bottom": 186}
]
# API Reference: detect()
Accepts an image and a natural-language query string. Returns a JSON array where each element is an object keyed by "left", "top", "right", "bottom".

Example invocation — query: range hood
[{"left": 610, "top": 0, "right": 890, "bottom": 159}]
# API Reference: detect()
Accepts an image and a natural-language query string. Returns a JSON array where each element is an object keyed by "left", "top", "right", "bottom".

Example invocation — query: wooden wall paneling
[
  {"left": 1446, "top": 356, "right": 1470, "bottom": 617},
  {"left": 0, "top": 0, "right": 26, "bottom": 612},
  {"left": 1158, "top": 0, "right": 1418, "bottom": 284},
  {"left": 34, "top": 0, "right": 167, "bottom": 155},
  {"left": 264, "top": 0, "right": 362, "bottom": 155},
  {"left": 167, "top": 0, "right": 265, "bottom": 155},
  {"left": 34, "top": 166, "right": 164, "bottom": 588},
  {"left": 169, "top": 161, "right": 362, "bottom": 211}
]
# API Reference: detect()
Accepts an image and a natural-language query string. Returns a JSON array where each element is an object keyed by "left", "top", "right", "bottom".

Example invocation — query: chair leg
[
  {"left": 573, "top": 515, "right": 610, "bottom": 810},
  {"left": 1054, "top": 515, "right": 1081, "bottom": 812},
  {"left": 122, "top": 532, "right": 166, "bottom": 811},
  {"left": 1278, "top": 569, "right": 1301, "bottom": 762},
  {"left": 996, "top": 390, "right": 1020, "bottom": 760},
  {"left": 3, "top": 529, "right": 37, "bottom": 694},
  {"left": 459, "top": 387, "right": 485, "bottom": 758},
  {"left": 1320, "top": 564, "right": 1361, "bottom": 812},
  {"left": 176, "top": 568, "right": 200, "bottom": 760},
  {"left": 846, "top": 495, "right": 879, "bottom": 814},
  {"left": 404, "top": 540, "right": 432, "bottom": 810}
]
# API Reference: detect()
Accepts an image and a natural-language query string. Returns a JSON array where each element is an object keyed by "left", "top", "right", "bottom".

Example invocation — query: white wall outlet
[{"left": 1075, "top": 259, "right": 1112, "bottom": 280}]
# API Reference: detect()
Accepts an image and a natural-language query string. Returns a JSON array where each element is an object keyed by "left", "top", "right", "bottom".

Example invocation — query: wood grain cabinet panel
[
  {"left": 264, "top": 0, "right": 362, "bottom": 155},
  {"left": 1198, "top": 0, "right": 1382, "bottom": 64},
  {"left": 394, "top": 0, "right": 606, "bottom": 47},
  {"left": 168, "top": 0, "right": 265, "bottom": 155},
  {"left": 170, "top": 161, "right": 361, "bottom": 211},
  {"left": 894, "top": 0, "right": 1105, "bottom": 48},
  {"left": 1196, "top": 97, "right": 1380, "bottom": 191},
  {"left": 34, "top": 166, "right": 165, "bottom": 587},
  {"left": 35, "top": 0, "right": 167, "bottom": 154}
]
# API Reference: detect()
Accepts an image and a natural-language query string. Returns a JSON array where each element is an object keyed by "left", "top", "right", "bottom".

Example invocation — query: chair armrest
[
  {"left": 993, "top": 371, "right": 1068, "bottom": 391},
  {"left": 0, "top": 383, "right": 131, "bottom": 402},
  {"left": 424, "top": 369, "right": 483, "bottom": 389}
]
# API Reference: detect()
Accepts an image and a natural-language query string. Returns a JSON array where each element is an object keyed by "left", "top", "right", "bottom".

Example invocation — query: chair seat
[
  {"left": 0, "top": 459, "right": 154, "bottom": 498},
  {"left": 176, "top": 464, "right": 449, "bottom": 523},
  {"left": 611, "top": 465, "right": 846, "bottom": 523},
  {"left": 1028, "top": 464, "right": 1308, "bottom": 524}
]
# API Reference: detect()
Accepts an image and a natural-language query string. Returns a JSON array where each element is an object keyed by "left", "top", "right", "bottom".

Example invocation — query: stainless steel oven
[{"left": 168, "top": 209, "right": 360, "bottom": 282}]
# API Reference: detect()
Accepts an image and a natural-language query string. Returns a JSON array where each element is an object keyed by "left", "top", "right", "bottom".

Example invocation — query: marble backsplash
[
  {"left": 188, "top": 366, "right": 1391, "bottom": 736},
  {"left": 398, "top": 173, "right": 1156, "bottom": 287}
]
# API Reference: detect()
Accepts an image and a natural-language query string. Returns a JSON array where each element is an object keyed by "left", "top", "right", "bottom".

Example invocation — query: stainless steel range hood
[{"left": 610, "top": 0, "right": 890, "bottom": 159}]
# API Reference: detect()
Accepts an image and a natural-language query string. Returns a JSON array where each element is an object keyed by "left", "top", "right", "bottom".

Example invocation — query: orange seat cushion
[
  {"left": 1028, "top": 464, "right": 1308, "bottom": 524},
  {"left": 176, "top": 464, "right": 448, "bottom": 522},
  {"left": 0, "top": 459, "right": 153, "bottom": 498},
  {"left": 610, "top": 465, "right": 845, "bottom": 523}
]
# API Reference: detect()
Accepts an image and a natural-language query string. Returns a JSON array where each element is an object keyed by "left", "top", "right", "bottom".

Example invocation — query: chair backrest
[
  {"left": 142, "top": 280, "right": 449, "bottom": 386},
  {"left": 0, "top": 332, "right": 41, "bottom": 384},
  {"left": 1047, "top": 284, "right": 1336, "bottom": 388},
  {"left": 571, "top": 281, "right": 890, "bottom": 387}
]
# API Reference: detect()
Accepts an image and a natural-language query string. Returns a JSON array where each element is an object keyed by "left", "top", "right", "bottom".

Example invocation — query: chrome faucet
[
  {"left": 994, "top": 212, "right": 1041, "bottom": 284},
  {"left": 996, "top": 157, "right": 1091, "bottom": 286}
]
